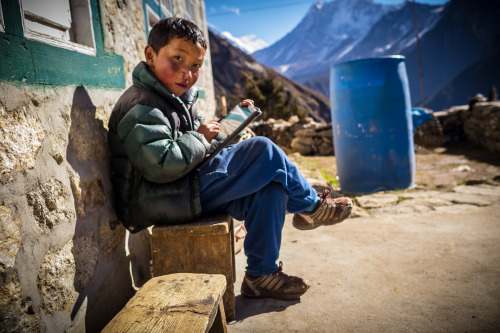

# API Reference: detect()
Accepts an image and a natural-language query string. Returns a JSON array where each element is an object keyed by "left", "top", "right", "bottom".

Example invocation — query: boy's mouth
[{"left": 176, "top": 82, "right": 188, "bottom": 89}]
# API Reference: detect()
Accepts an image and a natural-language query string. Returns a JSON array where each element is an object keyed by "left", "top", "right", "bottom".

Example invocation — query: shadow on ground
[
  {"left": 443, "top": 142, "right": 500, "bottom": 166},
  {"left": 230, "top": 295, "right": 300, "bottom": 323}
]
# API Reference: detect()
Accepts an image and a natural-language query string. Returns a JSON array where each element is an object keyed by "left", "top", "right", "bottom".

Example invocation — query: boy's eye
[
  {"left": 193, "top": 64, "right": 201, "bottom": 69},
  {"left": 174, "top": 56, "right": 182, "bottom": 61}
]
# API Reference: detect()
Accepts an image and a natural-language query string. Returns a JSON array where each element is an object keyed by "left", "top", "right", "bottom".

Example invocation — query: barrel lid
[{"left": 331, "top": 55, "right": 405, "bottom": 69}]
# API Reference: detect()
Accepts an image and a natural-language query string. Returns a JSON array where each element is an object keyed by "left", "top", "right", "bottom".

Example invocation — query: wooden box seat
[{"left": 151, "top": 214, "right": 236, "bottom": 321}]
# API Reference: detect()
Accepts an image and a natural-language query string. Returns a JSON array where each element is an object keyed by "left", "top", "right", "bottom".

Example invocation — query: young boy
[{"left": 108, "top": 17, "right": 352, "bottom": 300}]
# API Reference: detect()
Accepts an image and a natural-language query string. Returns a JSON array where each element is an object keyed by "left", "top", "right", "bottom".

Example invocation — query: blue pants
[{"left": 197, "top": 137, "right": 317, "bottom": 276}]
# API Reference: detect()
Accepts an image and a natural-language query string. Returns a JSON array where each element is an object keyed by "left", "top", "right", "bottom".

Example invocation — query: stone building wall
[{"left": 0, "top": 1, "right": 215, "bottom": 332}]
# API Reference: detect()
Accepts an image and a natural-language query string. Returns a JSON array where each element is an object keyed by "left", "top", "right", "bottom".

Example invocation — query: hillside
[
  {"left": 402, "top": 0, "right": 500, "bottom": 106},
  {"left": 208, "top": 30, "right": 332, "bottom": 122},
  {"left": 425, "top": 36, "right": 500, "bottom": 110}
]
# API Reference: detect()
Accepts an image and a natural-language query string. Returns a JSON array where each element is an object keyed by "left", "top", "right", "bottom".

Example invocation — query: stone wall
[
  {"left": 463, "top": 102, "right": 500, "bottom": 153},
  {"left": 433, "top": 105, "right": 469, "bottom": 144},
  {"left": 252, "top": 116, "right": 334, "bottom": 156},
  {"left": 0, "top": 1, "right": 215, "bottom": 332},
  {"left": 253, "top": 101, "right": 500, "bottom": 156},
  {"left": 434, "top": 101, "right": 500, "bottom": 152},
  {"left": 0, "top": 83, "right": 132, "bottom": 332}
]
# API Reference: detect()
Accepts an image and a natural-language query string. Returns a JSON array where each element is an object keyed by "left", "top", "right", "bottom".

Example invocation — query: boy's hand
[
  {"left": 197, "top": 121, "right": 220, "bottom": 142},
  {"left": 240, "top": 99, "right": 254, "bottom": 107}
]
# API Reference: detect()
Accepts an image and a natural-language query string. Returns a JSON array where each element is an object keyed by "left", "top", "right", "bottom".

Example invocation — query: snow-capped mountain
[
  {"left": 208, "top": 23, "right": 269, "bottom": 54},
  {"left": 253, "top": 0, "right": 500, "bottom": 110},
  {"left": 215, "top": 30, "right": 268, "bottom": 54},
  {"left": 336, "top": 2, "right": 443, "bottom": 63},
  {"left": 253, "top": 0, "right": 395, "bottom": 83}
]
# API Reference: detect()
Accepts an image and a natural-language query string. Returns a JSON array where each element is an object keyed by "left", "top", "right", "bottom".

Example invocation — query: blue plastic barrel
[{"left": 330, "top": 56, "right": 415, "bottom": 194}]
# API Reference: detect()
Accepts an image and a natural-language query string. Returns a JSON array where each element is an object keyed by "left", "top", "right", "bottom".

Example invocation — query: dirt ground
[
  {"left": 228, "top": 143, "right": 500, "bottom": 332},
  {"left": 287, "top": 142, "right": 500, "bottom": 192}
]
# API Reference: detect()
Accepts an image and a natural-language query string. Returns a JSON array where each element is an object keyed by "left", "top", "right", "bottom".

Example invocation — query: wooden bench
[
  {"left": 151, "top": 214, "right": 236, "bottom": 321},
  {"left": 102, "top": 273, "right": 227, "bottom": 333}
]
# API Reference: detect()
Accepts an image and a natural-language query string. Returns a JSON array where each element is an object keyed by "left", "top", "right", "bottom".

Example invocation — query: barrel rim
[{"left": 331, "top": 55, "right": 405, "bottom": 69}]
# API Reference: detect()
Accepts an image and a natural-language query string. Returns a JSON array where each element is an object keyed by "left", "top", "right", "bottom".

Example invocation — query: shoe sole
[
  {"left": 241, "top": 285, "right": 308, "bottom": 300},
  {"left": 293, "top": 205, "right": 352, "bottom": 230}
]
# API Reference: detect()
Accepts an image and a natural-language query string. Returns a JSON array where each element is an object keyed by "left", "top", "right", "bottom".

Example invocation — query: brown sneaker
[
  {"left": 241, "top": 262, "right": 309, "bottom": 300},
  {"left": 293, "top": 187, "right": 352, "bottom": 230}
]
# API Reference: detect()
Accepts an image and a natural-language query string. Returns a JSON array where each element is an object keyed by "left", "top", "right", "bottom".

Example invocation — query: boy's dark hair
[{"left": 148, "top": 17, "right": 208, "bottom": 53}]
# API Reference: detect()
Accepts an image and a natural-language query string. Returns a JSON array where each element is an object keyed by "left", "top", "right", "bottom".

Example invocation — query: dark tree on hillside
[{"left": 230, "top": 71, "right": 307, "bottom": 120}]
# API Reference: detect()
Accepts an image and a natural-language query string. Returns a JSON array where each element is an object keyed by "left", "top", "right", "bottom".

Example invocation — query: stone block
[
  {"left": 37, "top": 240, "right": 77, "bottom": 315},
  {"left": 0, "top": 275, "right": 40, "bottom": 332},
  {"left": 72, "top": 235, "right": 99, "bottom": 291},
  {"left": 26, "top": 178, "right": 74, "bottom": 230},
  {"left": 0, "top": 206, "right": 22, "bottom": 273},
  {"left": 0, "top": 106, "right": 44, "bottom": 183},
  {"left": 356, "top": 193, "right": 399, "bottom": 208}
]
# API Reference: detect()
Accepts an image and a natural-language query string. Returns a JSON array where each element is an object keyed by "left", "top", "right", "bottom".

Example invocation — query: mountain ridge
[
  {"left": 253, "top": 0, "right": 396, "bottom": 83},
  {"left": 251, "top": 0, "right": 500, "bottom": 110},
  {"left": 208, "top": 29, "right": 332, "bottom": 122}
]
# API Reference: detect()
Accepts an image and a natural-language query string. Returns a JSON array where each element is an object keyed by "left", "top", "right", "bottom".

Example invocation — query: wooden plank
[
  {"left": 152, "top": 233, "right": 234, "bottom": 281},
  {"left": 102, "top": 274, "right": 227, "bottom": 333},
  {"left": 2, "top": 0, "right": 24, "bottom": 37},
  {"left": 208, "top": 302, "right": 227, "bottom": 333},
  {"left": 151, "top": 225, "right": 233, "bottom": 282},
  {"left": 153, "top": 214, "right": 231, "bottom": 237},
  {"left": 153, "top": 222, "right": 229, "bottom": 237}
]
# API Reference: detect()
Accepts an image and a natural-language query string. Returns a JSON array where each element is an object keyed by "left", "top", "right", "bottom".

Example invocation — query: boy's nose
[{"left": 180, "top": 67, "right": 193, "bottom": 80}]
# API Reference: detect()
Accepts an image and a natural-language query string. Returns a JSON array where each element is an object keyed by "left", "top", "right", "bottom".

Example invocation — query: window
[
  {"left": 160, "top": 0, "right": 173, "bottom": 17},
  {"left": 143, "top": 0, "right": 173, "bottom": 38},
  {"left": 0, "top": 0, "right": 125, "bottom": 88},
  {"left": 184, "top": 0, "right": 199, "bottom": 23},
  {"left": 145, "top": 4, "right": 160, "bottom": 34},
  {"left": 21, "top": 0, "right": 95, "bottom": 55}
]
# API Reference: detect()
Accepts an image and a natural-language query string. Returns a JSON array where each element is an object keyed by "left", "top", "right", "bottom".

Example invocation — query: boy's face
[{"left": 145, "top": 37, "right": 206, "bottom": 97}]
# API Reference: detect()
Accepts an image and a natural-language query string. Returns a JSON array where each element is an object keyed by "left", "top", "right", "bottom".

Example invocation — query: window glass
[
  {"left": 143, "top": 0, "right": 173, "bottom": 38},
  {"left": 146, "top": 4, "right": 160, "bottom": 33},
  {"left": 70, "top": 0, "right": 94, "bottom": 48},
  {"left": 21, "top": 0, "right": 95, "bottom": 55},
  {"left": 160, "top": 0, "right": 172, "bottom": 17},
  {"left": 22, "top": 0, "right": 72, "bottom": 40},
  {"left": 185, "top": 0, "right": 195, "bottom": 22}
]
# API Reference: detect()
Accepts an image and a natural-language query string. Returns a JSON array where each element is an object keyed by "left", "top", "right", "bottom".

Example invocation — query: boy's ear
[{"left": 144, "top": 45, "right": 156, "bottom": 67}]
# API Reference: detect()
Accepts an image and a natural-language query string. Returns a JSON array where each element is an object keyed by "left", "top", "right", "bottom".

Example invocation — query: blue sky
[{"left": 205, "top": 0, "right": 449, "bottom": 46}]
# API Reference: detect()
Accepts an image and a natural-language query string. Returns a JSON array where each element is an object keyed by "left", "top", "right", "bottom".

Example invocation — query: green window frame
[
  {"left": 143, "top": 0, "right": 173, "bottom": 39},
  {"left": 0, "top": 0, "right": 125, "bottom": 88}
]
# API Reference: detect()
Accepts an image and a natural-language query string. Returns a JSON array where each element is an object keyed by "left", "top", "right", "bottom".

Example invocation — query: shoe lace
[
  {"left": 319, "top": 186, "right": 333, "bottom": 201},
  {"left": 271, "top": 262, "right": 305, "bottom": 287},
  {"left": 273, "top": 261, "right": 289, "bottom": 278}
]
